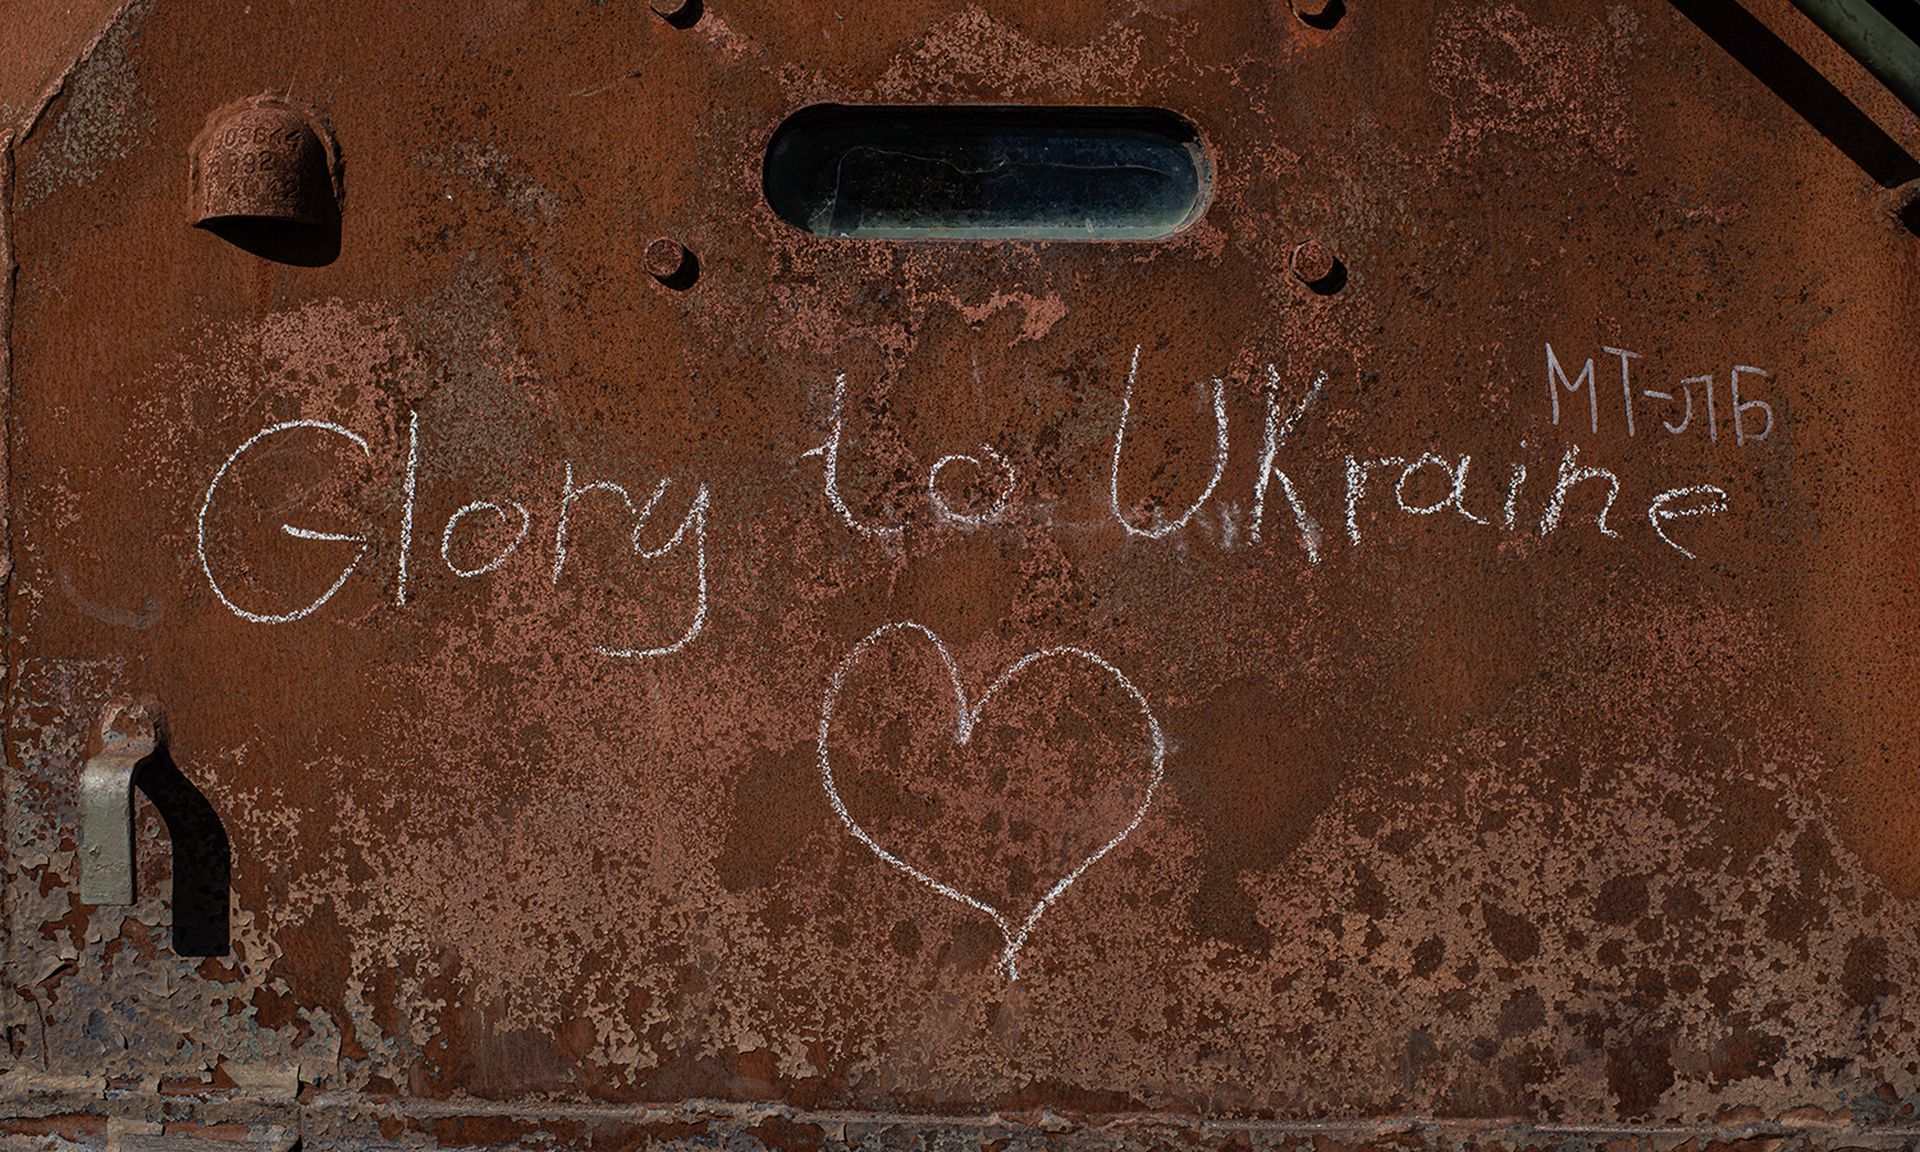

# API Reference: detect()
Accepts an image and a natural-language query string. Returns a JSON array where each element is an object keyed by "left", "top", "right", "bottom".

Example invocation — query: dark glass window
[{"left": 763, "top": 105, "right": 1211, "bottom": 240}]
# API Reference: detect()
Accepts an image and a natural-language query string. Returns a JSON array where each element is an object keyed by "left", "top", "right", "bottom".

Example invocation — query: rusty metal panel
[{"left": 3, "top": 0, "right": 1919, "bottom": 1148}]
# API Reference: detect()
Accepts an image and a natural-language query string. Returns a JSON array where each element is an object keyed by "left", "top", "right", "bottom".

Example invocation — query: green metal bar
[{"left": 1788, "top": 0, "right": 1920, "bottom": 119}]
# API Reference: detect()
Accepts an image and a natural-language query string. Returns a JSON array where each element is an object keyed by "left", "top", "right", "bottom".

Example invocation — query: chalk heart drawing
[{"left": 817, "top": 621, "right": 1167, "bottom": 981}]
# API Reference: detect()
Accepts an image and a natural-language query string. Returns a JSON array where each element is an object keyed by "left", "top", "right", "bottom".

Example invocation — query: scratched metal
[{"left": 3, "top": 0, "right": 1919, "bottom": 1148}]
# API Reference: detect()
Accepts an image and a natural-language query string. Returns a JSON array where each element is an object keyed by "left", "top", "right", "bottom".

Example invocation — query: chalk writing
[
  {"left": 1538, "top": 443, "right": 1621, "bottom": 538},
  {"left": 1730, "top": 365, "right": 1775, "bottom": 446},
  {"left": 441, "top": 499, "right": 529, "bottom": 578},
  {"left": 399, "top": 409, "right": 419, "bottom": 604},
  {"left": 1647, "top": 484, "right": 1731, "bottom": 561},
  {"left": 817, "top": 621, "right": 1166, "bottom": 981},
  {"left": 592, "top": 484, "right": 710, "bottom": 660},
  {"left": 197, "top": 420, "right": 373, "bottom": 625},
  {"left": 1099, "top": 347, "right": 1740, "bottom": 558},
  {"left": 200, "top": 334, "right": 1763, "bottom": 657},
  {"left": 1394, "top": 453, "right": 1488, "bottom": 523},
  {"left": 1343, "top": 456, "right": 1405, "bottom": 545},
  {"left": 197, "top": 415, "right": 709, "bottom": 658},
  {"left": 803, "top": 374, "right": 1026, "bottom": 538},
  {"left": 1503, "top": 452, "right": 1528, "bottom": 530},
  {"left": 800, "top": 372, "right": 904, "bottom": 540},
  {"left": 1248, "top": 366, "right": 1325, "bottom": 563},
  {"left": 1548, "top": 342, "right": 1776, "bottom": 447},
  {"left": 793, "top": 345, "right": 1737, "bottom": 561},
  {"left": 928, "top": 446, "right": 1017, "bottom": 529},
  {"left": 1548, "top": 344, "right": 1599, "bottom": 435},
  {"left": 1109, "top": 344, "right": 1230, "bottom": 540}
]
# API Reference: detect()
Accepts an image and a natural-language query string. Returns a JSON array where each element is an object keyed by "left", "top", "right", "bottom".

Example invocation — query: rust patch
[{"left": 3, "top": 0, "right": 1920, "bottom": 1145}]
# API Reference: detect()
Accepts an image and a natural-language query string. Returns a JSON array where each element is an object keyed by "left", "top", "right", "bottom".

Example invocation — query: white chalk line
[
  {"left": 552, "top": 464, "right": 639, "bottom": 587},
  {"left": 398, "top": 409, "right": 419, "bottom": 604},
  {"left": 1647, "top": 484, "right": 1728, "bottom": 560},
  {"left": 1110, "top": 345, "right": 1229, "bottom": 540},
  {"left": 1344, "top": 456, "right": 1405, "bottom": 545},
  {"left": 802, "top": 372, "right": 904, "bottom": 540},
  {"left": 817, "top": 621, "right": 1166, "bottom": 981},
  {"left": 1394, "top": 452, "right": 1489, "bottom": 524},
  {"left": 441, "top": 499, "right": 530, "bottom": 578},
  {"left": 597, "top": 484, "right": 710, "bottom": 659},
  {"left": 928, "top": 445, "right": 1017, "bottom": 529},
  {"left": 549, "top": 463, "right": 711, "bottom": 657},
  {"left": 198, "top": 419, "right": 374, "bottom": 625},
  {"left": 1251, "top": 366, "right": 1325, "bottom": 560},
  {"left": 1538, "top": 444, "right": 1621, "bottom": 538}
]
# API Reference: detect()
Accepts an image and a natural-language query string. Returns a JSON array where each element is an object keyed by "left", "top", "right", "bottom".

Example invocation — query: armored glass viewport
[{"left": 763, "top": 105, "right": 1211, "bottom": 240}]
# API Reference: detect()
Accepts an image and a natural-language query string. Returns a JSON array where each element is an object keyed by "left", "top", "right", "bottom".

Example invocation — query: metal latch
[
  {"left": 76, "top": 698, "right": 232, "bottom": 955},
  {"left": 78, "top": 698, "right": 166, "bottom": 906}
]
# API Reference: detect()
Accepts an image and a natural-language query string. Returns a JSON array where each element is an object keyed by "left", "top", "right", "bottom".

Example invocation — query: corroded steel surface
[
  {"left": 0, "top": 0, "right": 128, "bottom": 132},
  {"left": 3, "top": 0, "right": 1920, "bottom": 1148}
]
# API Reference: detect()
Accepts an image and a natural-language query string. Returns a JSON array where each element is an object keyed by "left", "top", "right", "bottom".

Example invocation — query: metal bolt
[
  {"left": 1289, "top": 237, "right": 1338, "bottom": 286},
  {"left": 650, "top": 0, "right": 700, "bottom": 24},
  {"left": 646, "top": 237, "right": 694, "bottom": 285},
  {"left": 1288, "top": 0, "right": 1343, "bottom": 25}
]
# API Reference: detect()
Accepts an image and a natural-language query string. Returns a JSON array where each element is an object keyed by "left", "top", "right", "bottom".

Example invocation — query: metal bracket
[{"left": 78, "top": 698, "right": 166, "bottom": 905}]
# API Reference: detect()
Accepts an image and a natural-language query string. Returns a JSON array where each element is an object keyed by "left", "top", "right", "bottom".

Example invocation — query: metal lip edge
[
  {"left": 7, "top": 1086, "right": 1920, "bottom": 1150},
  {"left": 295, "top": 1094, "right": 1920, "bottom": 1140}
]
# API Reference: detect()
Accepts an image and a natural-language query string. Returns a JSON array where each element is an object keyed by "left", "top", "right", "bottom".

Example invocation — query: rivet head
[
  {"left": 1289, "top": 237, "right": 1340, "bottom": 287},
  {"left": 646, "top": 237, "right": 696, "bottom": 286},
  {"left": 189, "top": 95, "right": 341, "bottom": 228}
]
